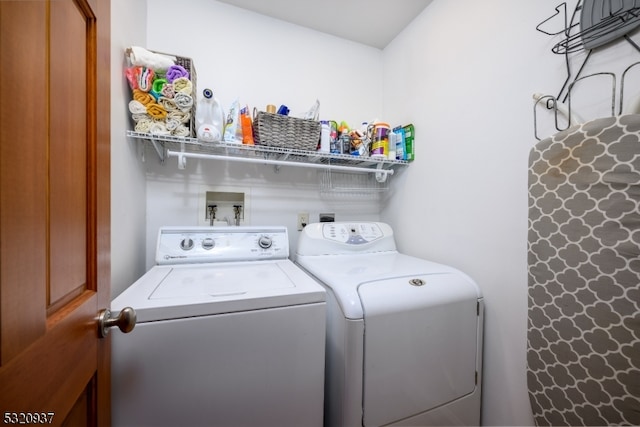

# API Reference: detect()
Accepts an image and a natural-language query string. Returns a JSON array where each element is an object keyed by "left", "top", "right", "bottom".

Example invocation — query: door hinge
[
  {"left": 475, "top": 371, "right": 478, "bottom": 385},
  {"left": 477, "top": 301, "right": 480, "bottom": 315}
]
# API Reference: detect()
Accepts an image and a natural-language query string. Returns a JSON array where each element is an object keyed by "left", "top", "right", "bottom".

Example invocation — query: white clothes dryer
[
  {"left": 296, "top": 222, "right": 484, "bottom": 427},
  {"left": 111, "top": 226, "right": 326, "bottom": 427}
]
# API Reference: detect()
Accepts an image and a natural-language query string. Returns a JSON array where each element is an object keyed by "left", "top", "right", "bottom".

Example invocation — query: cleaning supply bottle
[
  {"left": 196, "top": 88, "right": 225, "bottom": 142},
  {"left": 240, "top": 106, "right": 254, "bottom": 145},
  {"left": 329, "top": 121, "right": 338, "bottom": 153},
  {"left": 319, "top": 121, "right": 330, "bottom": 153},
  {"left": 388, "top": 129, "right": 397, "bottom": 160},
  {"left": 339, "top": 129, "right": 351, "bottom": 154},
  {"left": 393, "top": 125, "right": 406, "bottom": 160}
]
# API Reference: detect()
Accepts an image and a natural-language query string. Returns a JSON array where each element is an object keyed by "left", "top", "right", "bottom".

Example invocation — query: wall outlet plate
[{"left": 297, "top": 212, "right": 309, "bottom": 231}]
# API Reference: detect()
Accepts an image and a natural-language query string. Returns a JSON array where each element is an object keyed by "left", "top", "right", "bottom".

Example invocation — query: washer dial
[
  {"left": 180, "top": 237, "right": 194, "bottom": 251},
  {"left": 258, "top": 235, "right": 273, "bottom": 249},
  {"left": 202, "top": 237, "right": 215, "bottom": 250}
]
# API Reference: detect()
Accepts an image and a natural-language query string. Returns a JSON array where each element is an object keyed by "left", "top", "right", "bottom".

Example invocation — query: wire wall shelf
[
  {"left": 127, "top": 130, "right": 408, "bottom": 183},
  {"left": 319, "top": 169, "right": 391, "bottom": 201}
]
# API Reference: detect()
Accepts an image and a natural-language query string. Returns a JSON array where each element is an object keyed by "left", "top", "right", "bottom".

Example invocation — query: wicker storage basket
[
  {"left": 125, "top": 48, "right": 197, "bottom": 137},
  {"left": 253, "top": 111, "right": 320, "bottom": 151}
]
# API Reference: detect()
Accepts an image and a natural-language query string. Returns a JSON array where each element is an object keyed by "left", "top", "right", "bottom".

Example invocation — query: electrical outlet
[{"left": 297, "top": 212, "right": 309, "bottom": 231}]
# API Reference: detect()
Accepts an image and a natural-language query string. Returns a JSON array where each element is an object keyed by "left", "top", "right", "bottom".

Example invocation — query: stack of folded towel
[{"left": 125, "top": 46, "right": 196, "bottom": 137}]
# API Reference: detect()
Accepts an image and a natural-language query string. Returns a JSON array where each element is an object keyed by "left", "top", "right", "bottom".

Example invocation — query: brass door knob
[{"left": 97, "top": 307, "right": 136, "bottom": 338}]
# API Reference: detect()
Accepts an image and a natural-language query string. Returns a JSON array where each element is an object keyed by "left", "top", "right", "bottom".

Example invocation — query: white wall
[
  {"left": 110, "top": 0, "right": 148, "bottom": 298},
  {"left": 382, "top": 1, "right": 640, "bottom": 426},
  {"left": 141, "top": 0, "right": 388, "bottom": 268},
  {"left": 146, "top": 0, "right": 384, "bottom": 127}
]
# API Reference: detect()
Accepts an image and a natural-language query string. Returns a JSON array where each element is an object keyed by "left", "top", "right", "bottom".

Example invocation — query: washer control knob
[
  {"left": 180, "top": 237, "right": 194, "bottom": 251},
  {"left": 202, "top": 237, "right": 215, "bottom": 250},
  {"left": 258, "top": 235, "right": 273, "bottom": 249}
]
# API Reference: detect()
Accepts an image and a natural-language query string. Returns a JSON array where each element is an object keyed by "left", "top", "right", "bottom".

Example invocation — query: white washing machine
[
  {"left": 295, "top": 222, "right": 484, "bottom": 427},
  {"left": 111, "top": 226, "right": 326, "bottom": 427}
]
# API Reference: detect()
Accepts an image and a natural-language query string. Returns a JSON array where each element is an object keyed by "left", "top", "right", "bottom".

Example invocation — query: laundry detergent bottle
[{"left": 196, "top": 88, "right": 225, "bottom": 142}]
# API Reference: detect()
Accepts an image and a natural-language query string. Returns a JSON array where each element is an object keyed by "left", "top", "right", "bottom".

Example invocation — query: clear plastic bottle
[
  {"left": 319, "top": 121, "right": 330, "bottom": 153},
  {"left": 388, "top": 129, "right": 397, "bottom": 160},
  {"left": 196, "top": 88, "right": 225, "bottom": 142},
  {"left": 339, "top": 129, "right": 351, "bottom": 154}
]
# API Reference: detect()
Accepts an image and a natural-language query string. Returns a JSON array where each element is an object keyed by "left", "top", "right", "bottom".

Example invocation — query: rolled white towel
[
  {"left": 165, "top": 118, "right": 180, "bottom": 132},
  {"left": 172, "top": 124, "right": 191, "bottom": 137},
  {"left": 135, "top": 117, "right": 154, "bottom": 133},
  {"left": 128, "top": 46, "right": 175, "bottom": 71},
  {"left": 158, "top": 96, "right": 178, "bottom": 112},
  {"left": 149, "top": 121, "right": 170, "bottom": 135},
  {"left": 174, "top": 92, "right": 193, "bottom": 112},
  {"left": 128, "top": 100, "right": 147, "bottom": 114},
  {"left": 131, "top": 113, "right": 150, "bottom": 123},
  {"left": 168, "top": 109, "right": 190, "bottom": 123}
]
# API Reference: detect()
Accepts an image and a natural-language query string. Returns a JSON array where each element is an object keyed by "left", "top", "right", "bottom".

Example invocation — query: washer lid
[
  {"left": 150, "top": 263, "right": 293, "bottom": 299},
  {"left": 111, "top": 260, "right": 326, "bottom": 322},
  {"left": 359, "top": 274, "right": 480, "bottom": 426}
]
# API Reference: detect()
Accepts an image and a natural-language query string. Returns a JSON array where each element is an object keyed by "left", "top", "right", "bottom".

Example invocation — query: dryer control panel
[
  {"left": 322, "top": 223, "right": 385, "bottom": 244},
  {"left": 156, "top": 226, "right": 289, "bottom": 264},
  {"left": 297, "top": 222, "right": 397, "bottom": 256}
]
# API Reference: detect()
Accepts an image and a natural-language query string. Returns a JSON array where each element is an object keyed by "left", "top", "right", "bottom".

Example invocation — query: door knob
[{"left": 97, "top": 307, "right": 136, "bottom": 338}]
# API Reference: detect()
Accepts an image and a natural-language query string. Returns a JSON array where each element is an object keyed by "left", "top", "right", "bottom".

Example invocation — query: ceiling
[{"left": 217, "top": 0, "right": 434, "bottom": 49}]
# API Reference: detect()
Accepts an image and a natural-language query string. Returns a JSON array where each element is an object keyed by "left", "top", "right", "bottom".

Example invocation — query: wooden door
[{"left": 0, "top": 0, "right": 111, "bottom": 425}]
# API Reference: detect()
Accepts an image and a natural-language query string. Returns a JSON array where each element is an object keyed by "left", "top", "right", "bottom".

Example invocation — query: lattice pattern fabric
[{"left": 527, "top": 114, "right": 640, "bottom": 426}]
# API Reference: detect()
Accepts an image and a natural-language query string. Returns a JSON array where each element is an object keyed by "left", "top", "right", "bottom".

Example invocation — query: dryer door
[{"left": 358, "top": 273, "right": 480, "bottom": 427}]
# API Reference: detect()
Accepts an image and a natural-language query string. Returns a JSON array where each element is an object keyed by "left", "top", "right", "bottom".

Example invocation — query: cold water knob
[{"left": 258, "top": 235, "right": 273, "bottom": 249}]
